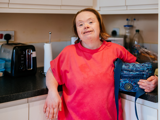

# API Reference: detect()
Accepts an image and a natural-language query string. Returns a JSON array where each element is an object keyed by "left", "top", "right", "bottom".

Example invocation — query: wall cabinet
[
  {"left": 99, "top": 0, "right": 158, "bottom": 7},
  {"left": 10, "top": 0, "right": 61, "bottom": 5},
  {"left": 8, "top": 0, "right": 93, "bottom": 11},
  {"left": 99, "top": 0, "right": 158, "bottom": 13},
  {"left": 0, "top": 0, "right": 9, "bottom": 2},
  {"left": 99, "top": 0, "right": 126, "bottom": 11},
  {"left": 126, "top": 0, "right": 158, "bottom": 6},
  {"left": 62, "top": 0, "right": 93, "bottom": 6},
  {"left": 126, "top": 0, "right": 158, "bottom": 10},
  {"left": 0, "top": 0, "right": 158, "bottom": 14},
  {"left": 99, "top": 0, "right": 125, "bottom": 7},
  {"left": 121, "top": 98, "right": 158, "bottom": 120},
  {"left": 0, "top": 0, "right": 9, "bottom": 8},
  {"left": 9, "top": 0, "right": 61, "bottom": 10},
  {"left": 0, "top": 103, "right": 28, "bottom": 120}
]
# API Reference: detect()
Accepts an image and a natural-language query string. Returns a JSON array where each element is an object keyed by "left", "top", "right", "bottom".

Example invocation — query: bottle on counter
[
  {"left": 131, "top": 29, "right": 144, "bottom": 57},
  {"left": 124, "top": 18, "right": 133, "bottom": 52}
]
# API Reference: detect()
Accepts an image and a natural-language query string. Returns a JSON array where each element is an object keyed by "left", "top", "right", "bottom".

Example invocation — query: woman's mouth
[{"left": 83, "top": 30, "right": 92, "bottom": 34}]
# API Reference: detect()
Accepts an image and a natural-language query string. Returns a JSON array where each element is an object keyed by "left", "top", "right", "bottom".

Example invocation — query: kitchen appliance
[
  {"left": 106, "top": 36, "right": 124, "bottom": 46},
  {"left": 0, "top": 43, "right": 37, "bottom": 77}
]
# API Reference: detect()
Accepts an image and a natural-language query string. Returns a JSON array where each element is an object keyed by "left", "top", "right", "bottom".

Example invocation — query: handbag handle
[{"left": 114, "top": 58, "right": 145, "bottom": 120}]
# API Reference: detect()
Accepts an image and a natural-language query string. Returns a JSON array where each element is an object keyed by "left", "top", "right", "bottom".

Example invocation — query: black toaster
[{"left": 0, "top": 43, "right": 37, "bottom": 77}]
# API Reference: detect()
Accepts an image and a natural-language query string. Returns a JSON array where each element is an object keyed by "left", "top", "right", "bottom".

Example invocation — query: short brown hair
[{"left": 72, "top": 8, "right": 110, "bottom": 44}]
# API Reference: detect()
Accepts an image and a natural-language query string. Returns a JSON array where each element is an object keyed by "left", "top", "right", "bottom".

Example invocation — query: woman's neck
[{"left": 81, "top": 39, "right": 103, "bottom": 49}]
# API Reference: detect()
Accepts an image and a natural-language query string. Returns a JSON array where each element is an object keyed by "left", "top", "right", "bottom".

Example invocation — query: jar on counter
[
  {"left": 131, "top": 29, "right": 144, "bottom": 57},
  {"left": 124, "top": 25, "right": 133, "bottom": 52}
]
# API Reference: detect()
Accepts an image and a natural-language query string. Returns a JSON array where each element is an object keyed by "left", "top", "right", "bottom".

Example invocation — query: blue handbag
[{"left": 114, "top": 58, "right": 153, "bottom": 120}]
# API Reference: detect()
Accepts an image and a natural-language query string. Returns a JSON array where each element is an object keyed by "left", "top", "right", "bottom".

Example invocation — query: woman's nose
[{"left": 84, "top": 23, "right": 89, "bottom": 29}]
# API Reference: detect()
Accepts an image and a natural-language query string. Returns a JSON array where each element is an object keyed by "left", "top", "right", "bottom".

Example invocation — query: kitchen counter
[
  {"left": 0, "top": 67, "right": 62, "bottom": 104},
  {"left": 0, "top": 67, "right": 158, "bottom": 104}
]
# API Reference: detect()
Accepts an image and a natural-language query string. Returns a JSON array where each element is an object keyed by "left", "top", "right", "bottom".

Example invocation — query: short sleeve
[
  {"left": 50, "top": 45, "right": 76, "bottom": 85},
  {"left": 50, "top": 53, "right": 64, "bottom": 85},
  {"left": 50, "top": 46, "right": 70, "bottom": 85},
  {"left": 116, "top": 45, "right": 137, "bottom": 63}
]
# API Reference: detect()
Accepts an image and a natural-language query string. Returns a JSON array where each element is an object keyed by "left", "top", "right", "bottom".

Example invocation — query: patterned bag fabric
[
  {"left": 119, "top": 62, "right": 153, "bottom": 92},
  {"left": 114, "top": 59, "right": 154, "bottom": 120}
]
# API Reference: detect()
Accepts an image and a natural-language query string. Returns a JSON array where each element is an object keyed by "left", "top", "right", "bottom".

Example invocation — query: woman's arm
[
  {"left": 135, "top": 62, "right": 158, "bottom": 92},
  {"left": 138, "top": 75, "right": 158, "bottom": 92},
  {"left": 43, "top": 68, "right": 62, "bottom": 119}
]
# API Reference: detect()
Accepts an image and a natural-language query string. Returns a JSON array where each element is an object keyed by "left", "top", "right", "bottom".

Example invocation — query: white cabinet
[
  {"left": 99, "top": 0, "right": 158, "bottom": 14},
  {"left": 29, "top": 99, "right": 57, "bottom": 120},
  {"left": 99, "top": 0, "right": 125, "bottom": 7},
  {"left": 8, "top": 0, "right": 93, "bottom": 12},
  {"left": 28, "top": 95, "right": 57, "bottom": 120},
  {"left": 10, "top": 0, "right": 61, "bottom": 5},
  {"left": 0, "top": 103, "right": 28, "bottom": 120},
  {"left": 126, "top": 0, "right": 158, "bottom": 10},
  {"left": 9, "top": 0, "right": 61, "bottom": 10},
  {"left": 62, "top": 0, "right": 93, "bottom": 6},
  {"left": 126, "top": 0, "right": 158, "bottom": 6},
  {"left": 0, "top": 0, "right": 9, "bottom": 2},
  {"left": 61, "top": 0, "right": 93, "bottom": 10},
  {"left": 99, "top": 0, "right": 158, "bottom": 7},
  {"left": 121, "top": 98, "right": 158, "bottom": 120},
  {"left": 0, "top": 0, "right": 9, "bottom": 8},
  {"left": 0, "top": 94, "right": 62, "bottom": 120},
  {"left": 99, "top": 0, "right": 126, "bottom": 11}
]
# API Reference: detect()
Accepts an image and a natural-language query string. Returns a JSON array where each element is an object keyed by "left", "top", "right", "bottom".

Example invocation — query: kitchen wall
[
  {"left": 103, "top": 14, "right": 158, "bottom": 44},
  {"left": 0, "top": 13, "right": 158, "bottom": 67},
  {"left": 0, "top": 13, "right": 75, "bottom": 43}
]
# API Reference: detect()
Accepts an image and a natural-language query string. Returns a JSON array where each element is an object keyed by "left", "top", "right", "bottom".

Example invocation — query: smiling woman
[
  {"left": 75, "top": 11, "right": 101, "bottom": 49},
  {"left": 72, "top": 8, "right": 110, "bottom": 45},
  {"left": 43, "top": 8, "right": 157, "bottom": 120}
]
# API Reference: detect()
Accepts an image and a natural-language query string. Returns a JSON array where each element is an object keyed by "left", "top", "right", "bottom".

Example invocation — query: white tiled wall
[
  {"left": 144, "top": 43, "right": 158, "bottom": 54},
  {"left": 31, "top": 41, "right": 71, "bottom": 67},
  {"left": 32, "top": 42, "right": 157, "bottom": 67},
  {"left": 0, "top": 42, "right": 157, "bottom": 67}
]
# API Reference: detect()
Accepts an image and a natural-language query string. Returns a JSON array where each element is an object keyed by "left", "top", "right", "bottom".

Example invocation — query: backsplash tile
[
  {"left": 150, "top": 44, "right": 158, "bottom": 54},
  {"left": 0, "top": 42, "right": 157, "bottom": 68},
  {"left": 144, "top": 43, "right": 158, "bottom": 54},
  {"left": 31, "top": 41, "right": 70, "bottom": 67}
]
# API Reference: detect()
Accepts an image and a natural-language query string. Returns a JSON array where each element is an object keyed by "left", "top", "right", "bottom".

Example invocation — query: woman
[{"left": 43, "top": 8, "right": 158, "bottom": 120}]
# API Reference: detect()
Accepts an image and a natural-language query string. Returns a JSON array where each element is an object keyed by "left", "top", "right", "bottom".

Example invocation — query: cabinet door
[
  {"left": 0, "top": 103, "right": 28, "bottom": 120},
  {"left": 126, "top": 0, "right": 158, "bottom": 5},
  {"left": 0, "top": 0, "right": 9, "bottom": 7},
  {"left": 10, "top": 0, "right": 61, "bottom": 5},
  {"left": 29, "top": 99, "right": 57, "bottom": 120},
  {"left": 62, "top": 0, "right": 93, "bottom": 6},
  {"left": 0, "top": 0, "right": 9, "bottom": 2},
  {"left": 99, "top": 0, "right": 125, "bottom": 7},
  {"left": 121, "top": 98, "right": 158, "bottom": 120}
]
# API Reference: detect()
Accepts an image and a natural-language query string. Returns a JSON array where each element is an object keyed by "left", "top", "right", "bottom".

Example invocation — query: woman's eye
[
  {"left": 89, "top": 21, "right": 93, "bottom": 24},
  {"left": 79, "top": 24, "right": 83, "bottom": 26}
]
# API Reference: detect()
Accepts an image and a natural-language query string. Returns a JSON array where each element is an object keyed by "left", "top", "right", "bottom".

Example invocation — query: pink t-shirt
[{"left": 50, "top": 41, "right": 136, "bottom": 120}]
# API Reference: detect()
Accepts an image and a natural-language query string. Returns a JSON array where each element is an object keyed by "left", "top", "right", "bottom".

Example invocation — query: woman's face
[{"left": 75, "top": 11, "right": 100, "bottom": 43}]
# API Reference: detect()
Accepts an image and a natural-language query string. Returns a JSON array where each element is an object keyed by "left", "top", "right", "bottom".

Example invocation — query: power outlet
[
  {"left": 112, "top": 28, "right": 119, "bottom": 36},
  {"left": 0, "top": 31, "right": 14, "bottom": 42}
]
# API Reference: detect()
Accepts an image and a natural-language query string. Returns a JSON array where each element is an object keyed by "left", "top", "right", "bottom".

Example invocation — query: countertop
[
  {"left": 0, "top": 67, "right": 62, "bottom": 103},
  {"left": 0, "top": 67, "right": 158, "bottom": 104}
]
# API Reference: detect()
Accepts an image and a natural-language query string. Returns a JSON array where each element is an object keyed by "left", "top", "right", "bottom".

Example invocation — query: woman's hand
[
  {"left": 43, "top": 89, "right": 62, "bottom": 119},
  {"left": 138, "top": 75, "right": 158, "bottom": 92}
]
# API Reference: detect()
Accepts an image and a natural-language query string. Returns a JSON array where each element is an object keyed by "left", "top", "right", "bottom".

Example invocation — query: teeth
[{"left": 84, "top": 31, "right": 91, "bottom": 34}]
